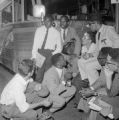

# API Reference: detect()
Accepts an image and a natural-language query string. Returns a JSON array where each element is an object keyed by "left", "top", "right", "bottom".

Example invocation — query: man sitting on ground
[
  {"left": 42, "top": 53, "right": 76, "bottom": 114},
  {"left": 0, "top": 59, "right": 52, "bottom": 120}
]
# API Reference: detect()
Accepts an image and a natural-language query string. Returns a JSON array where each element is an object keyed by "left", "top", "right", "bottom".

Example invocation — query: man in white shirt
[
  {"left": 42, "top": 53, "right": 76, "bottom": 113},
  {"left": 84, "top": 16, "right": 119, "bottom": 85},
  {"left": 32, "top": 15, "right": 62, "bottom": 82},
  {"left": 0, "top": 59, "right": 52, "bottom": 120}
]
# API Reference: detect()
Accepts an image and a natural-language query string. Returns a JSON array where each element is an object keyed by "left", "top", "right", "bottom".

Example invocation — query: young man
[
  {"left": 0, "top": 59, "right": 51, "bottom": 120},
  {"left": 42, "top": 53, "right": 76, "bottom": 113},
  {"left": 32, "top": 15, "right": 62, "bottom": 82},
  {"left": 81, "top": 48, "right": 119, "bottom": 120}
]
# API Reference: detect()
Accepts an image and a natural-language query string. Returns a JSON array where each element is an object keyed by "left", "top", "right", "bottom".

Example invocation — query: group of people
[{"left": 1, "top": 14, "right": 119, "bottom": 120}]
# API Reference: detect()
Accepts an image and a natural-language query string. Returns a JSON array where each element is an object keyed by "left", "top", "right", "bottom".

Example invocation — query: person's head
[
  {"left": 105, "top": 48, "right": 119, "bottom": 72},
  {"left": 60, "top": 15, "right": 69, "bottom": 29},
  {"left": 51, "top": 53, "right": 66, "bottom": 69},
  {"left": 82, "top": 31, "right": 95, "bottom": 46},
  {"left": 44, "top": 15, "right": 53, "bottom": 29},
  {"left": 89, "top": 15, "right": 102, "bottom": 32},
  {"left": 18, "top": 59, "right": 35, "bottom": 79},
  {"left": 98, "top": 47, "right": 113, "bottom": 66}
]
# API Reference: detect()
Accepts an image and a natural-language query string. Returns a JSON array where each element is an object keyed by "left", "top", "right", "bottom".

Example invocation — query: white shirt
[
  {"left": 96, "top": 24, "right": 119, "bottom": 51},
  {"left": 55, "top": 67, "right": 63, "bottom": 78},
  {"left": 0, "top": 74, "right": 33, "bottom": 113},
  {"left": 32, "top": 25, "right": 62, "bottom": 59},
  {"left": 82, "top": 43, "right": 97, "bottom": 56},
  {"left": 61, "top": 28, "right": 68, "bottom": 43}
]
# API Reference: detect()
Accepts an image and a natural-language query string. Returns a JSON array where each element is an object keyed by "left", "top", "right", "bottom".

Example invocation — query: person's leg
[
  {"left": 1, "top": 104, "right": 38, "bottom": 120},
  {"left": 78, "top": 59, "right": 88, "bottom": 80},
  {"left": 49, "top": 95, "right": 65, "bottom": 113},
  {"left": 72, "top": 73, "right": 84, "bottom": 105},
  {"left": 35, "top": 52, "right": 52, "bottom": 83},
  {"left": 60, "top": 85, "right": 76, "bottom": 103},
  {"left": 85, "top": 60, "right": 101, "bottom": 86}
]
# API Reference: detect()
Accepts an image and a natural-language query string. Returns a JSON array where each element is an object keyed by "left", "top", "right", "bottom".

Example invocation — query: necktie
[
  {"left": 63, "top": 29, "right": 66, "bottom": 41},
  {"left": 41, "top": 28, "right": 49, "bottom": 49},
  {"left": 98, "top": 32, "right": 101, "bottom": 41}
]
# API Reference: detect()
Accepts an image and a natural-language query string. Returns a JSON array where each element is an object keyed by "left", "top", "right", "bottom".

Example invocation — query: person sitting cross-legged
[
  {"left": 42, "top": 53, "right": 76, "bottom": 114},
  {"left": 0, "top": 59, "right": 52, "bottom": 120}
]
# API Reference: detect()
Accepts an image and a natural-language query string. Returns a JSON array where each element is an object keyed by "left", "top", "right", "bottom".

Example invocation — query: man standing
[
  {"left": 59, "top": 15, "right": 81, "bottom": 56},
  {"left": 32, "top": 15, "right": 62, "bottom": 82},
  {"left": 42, "top": 53, "right": 76, "bottom": 113}
]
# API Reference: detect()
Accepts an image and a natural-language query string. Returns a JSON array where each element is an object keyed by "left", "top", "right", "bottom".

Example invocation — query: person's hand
[
  {"left": 100, "top": 105, "right": 112, "bottom": 117},
  {"left": 34, "top": 84, "right": 42, "bottom": 91},
  {"left": 79, "top": 88, "right": 95, "bottom": 98},
  {"left": 40, "top": 98, "right": 52, "bottom": 107}
]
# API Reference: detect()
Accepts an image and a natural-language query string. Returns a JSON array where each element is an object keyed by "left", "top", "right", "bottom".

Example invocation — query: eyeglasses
[{"left": 105, "top": 61, "right": 118, "bottom": 67}]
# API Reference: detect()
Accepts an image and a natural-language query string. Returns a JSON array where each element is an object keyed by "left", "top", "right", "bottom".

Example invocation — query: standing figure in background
[{"left": 32, "top": 15, "right": 62, "bottom": 83}]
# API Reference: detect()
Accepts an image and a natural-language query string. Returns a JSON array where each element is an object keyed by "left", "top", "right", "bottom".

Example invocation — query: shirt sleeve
[
  {"left": 52, "top": 31, "right": 62, "bottom": 55},
  {"left": 108, "top": 27, "right": 119, "bottom": 48},
  {"left": 14, "top": 87, "right": 30, "bottom": 113},
  {"left": 32, "top": 28, "right": 40, "bottom": 59}
]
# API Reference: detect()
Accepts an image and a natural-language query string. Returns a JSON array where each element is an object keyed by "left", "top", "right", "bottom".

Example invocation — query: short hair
[
  {"left": 51, "top": 53, "right": 63, "bottom": 66},
  {"left": 98, "top": 47, "right": 113, "bottom": 66},
  {"left": 85, "top": 31, "right": 95, "bottom": 43},
  {"left": 44, "top": 14, "right": 54, "bottom": 22},
  {"left": 89, "top": 14, "right": 102, "bottom": 24},
  {"left": 60, "top": 15, "right": 69, "bottom": 22},
  {"left": 109, "top": 48, "right": 119, "bottom": 63},
  {"left": 18, "top": 59, "right": 34, "bottom": 76}
]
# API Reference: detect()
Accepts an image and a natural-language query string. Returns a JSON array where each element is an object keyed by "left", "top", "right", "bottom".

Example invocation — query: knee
[
  {"left": 38, "top": 86, "right": 49, "bottom": 97},
  {"left": 25, "top": 110, "right": 38, "bottom": 120}
]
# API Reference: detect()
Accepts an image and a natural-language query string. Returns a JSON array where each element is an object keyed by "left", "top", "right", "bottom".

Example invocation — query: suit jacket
[
  {"left": 42, "top": 66, "right": 66, "bottom": 95},
  {"left": 58, "top": 26, "right": 81, "bottom": 56},
  {"left": 96, "top": 24, "right": 119, "bottom": 52}
]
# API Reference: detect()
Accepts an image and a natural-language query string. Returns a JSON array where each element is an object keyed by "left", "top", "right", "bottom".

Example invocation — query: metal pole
[
  {"left": 115, "top": 3, "right": 119, "bottom": 33},
  {"left": 21, "top": 0, "right": 24, "bottom": 22},
  {"left": 12, "top": 0, "right": 15, "bottom": 23}
]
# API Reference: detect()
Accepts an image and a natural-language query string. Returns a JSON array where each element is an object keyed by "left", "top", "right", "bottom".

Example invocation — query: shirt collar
[
  {"left": 98, "top": 24, "right": 104, "bottom": 33},
  {"left": 55, "top": 67, "right": 63, "bottom": 78},
  {"left": 16, "top": 73, "right": 33, "bottom": 85}
]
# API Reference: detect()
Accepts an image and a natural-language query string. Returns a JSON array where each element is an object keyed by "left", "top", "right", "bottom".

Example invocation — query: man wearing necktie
[
  {"left": 32, "top": 15, "right": 62, "bottom": 82},
  {"left": 59, "top": 15, "right": 81, "bottom": 56},
  {"left": 84, "top": 15, "right": 119, "bottom": 86}
]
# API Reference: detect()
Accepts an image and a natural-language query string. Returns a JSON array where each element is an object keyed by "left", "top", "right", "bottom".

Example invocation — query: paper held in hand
[{"left": 36, "top": 52, "right": 46, "bottom": 68}]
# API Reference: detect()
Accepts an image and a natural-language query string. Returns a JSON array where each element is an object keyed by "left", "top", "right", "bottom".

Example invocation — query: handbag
[{"left": 62, "top": 40, "right": 75, "bottom": 55}]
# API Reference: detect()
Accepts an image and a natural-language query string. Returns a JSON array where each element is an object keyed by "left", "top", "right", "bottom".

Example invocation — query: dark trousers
[
  {"left": 72, "top": 73, "right": 89, "bottom": 104},
  {"left": 35, "top": 49, "right": 53, "bottom": 83}
]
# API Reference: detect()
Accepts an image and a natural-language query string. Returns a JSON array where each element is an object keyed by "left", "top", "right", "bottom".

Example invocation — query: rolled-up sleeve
[{"left": 14, "top": 88, "right": 30, "bottom": 113}]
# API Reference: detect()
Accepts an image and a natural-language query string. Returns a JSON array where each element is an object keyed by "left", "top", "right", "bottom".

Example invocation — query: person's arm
[
  {"left": 14, "top": 87, "right": 51, "bottom": 113},
  {"left": 108, "top": 27, "right": 119, "bottom": 48},
  {"left": 108, "top": 74, "right": 119, "bottom": 97},
  {"left": 73, "top": 29, "right": 81, "bottom": 56},
  {"left": 52, "top": 31, "right": 62, "bottom": 55},
  {"left": 32, "top": 28, "right": 40, "bottom": 59}
]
